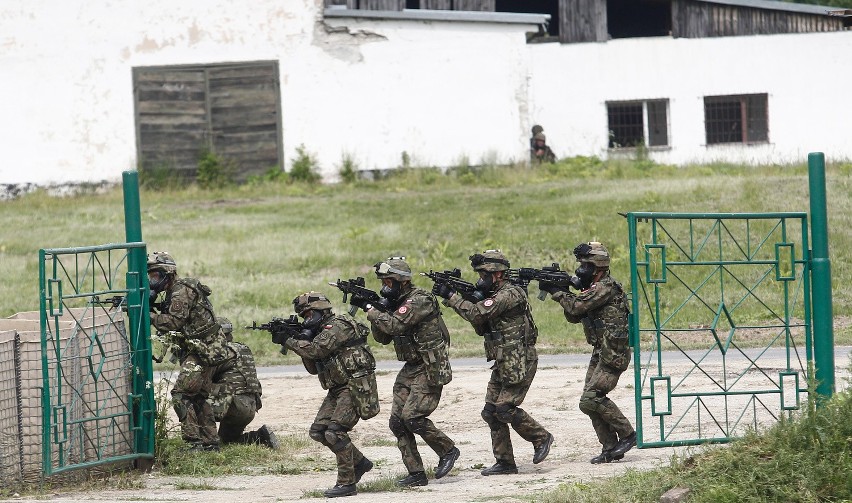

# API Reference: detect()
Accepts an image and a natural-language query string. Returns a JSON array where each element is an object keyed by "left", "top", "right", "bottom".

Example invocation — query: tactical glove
[
  {"left": 432, "top": 282, "right": 455, "bottom": 300},
  {"left": 349, "top": 295, "right": 370, "bottom": 311},
  {"left": 539, "top": 281, "right": 567, "bottom": 295}
]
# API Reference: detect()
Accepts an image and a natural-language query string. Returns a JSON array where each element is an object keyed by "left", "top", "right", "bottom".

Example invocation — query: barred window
[
  {"left": 704, "top": 94, "right": 768, "bottom": 145},
  {"left": 607, "top": 99, "right": 669, "bottom": 149}
]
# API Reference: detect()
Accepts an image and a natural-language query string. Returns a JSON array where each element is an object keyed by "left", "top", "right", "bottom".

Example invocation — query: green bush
[
  {"left": 196, "top": 150, "right": 236, "bottom": 189},
  {"left": 337, "top": 153, "right": 359, "bottom": 184},
  {"left": 289, "top": 145, "right": 322, "bottom": 183}
]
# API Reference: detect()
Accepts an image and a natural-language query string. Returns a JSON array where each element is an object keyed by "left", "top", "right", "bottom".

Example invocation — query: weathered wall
[
  {"left": 0, "top": 1, "right": 849, "bottom": 187},
  {"left": 0, "top": 0, "right": 535, "bottom": 185}
]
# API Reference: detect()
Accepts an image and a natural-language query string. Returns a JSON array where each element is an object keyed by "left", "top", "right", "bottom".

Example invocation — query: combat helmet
[
  {"left": 293, "top": 292, "right": 334, "bottom": 315},
  {"left": 374, "top": 257, "right": 413, "bottom": 282},
  {"left": 533, "top": 132, "right": 546, "bottom": 142},
  {"left": 470, "top": 250, "right": 510, "bottom": 272},
  {"left": 573, "top": 242, "right": 610, "bottom": 268},
  {"left": 147, "top": 251, "right": 177, "bottom": 274},
  {"left": 531, "top": 125, "right": 544, "bottom": 136}
]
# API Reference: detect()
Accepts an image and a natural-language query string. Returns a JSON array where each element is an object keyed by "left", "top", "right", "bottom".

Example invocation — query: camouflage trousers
[
  {"left": 390, "top": 362, "right": 456, "bottom": 474},
  {"left": 580, "top": 351, "right": 634, "bottom": 451},
  {"left": 218, "top": 394, "right": 258, "bottom": 444},
  {"left": 172, "top": 353, "right": 219, "bottom": 446},
  {"left": 311, "top": 384, "right": 366, "bottom": 485},
  {"left": 483, "top": 353, "right": 551, "bottom": 465}
]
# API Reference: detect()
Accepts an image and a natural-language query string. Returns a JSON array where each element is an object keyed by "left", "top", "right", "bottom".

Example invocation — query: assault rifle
[
  {"left": 328, "top": 277, "right": 390, "bottom": 315},
  {"left": 420, "top": 268, "right": 485, "bottom": 303},
  {"left": 513, "top": 263, "right": 582, "bottom": 300},
  {"left": 151, "top": 330, "right": 185, "bottom": 364},
  {"left": 91, "top": 295, "right": 126, "bottom": 309},
  {"left": 246, "top": 315, "right": 303, "bottom": 355},
  {"left": 92, "top": 294, "right": 170, "bottom": 313}
]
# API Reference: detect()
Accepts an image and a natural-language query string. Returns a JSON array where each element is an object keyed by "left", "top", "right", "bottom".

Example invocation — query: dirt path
[{"left": 11, "top": 351, "right": 851, "bottom": 503}]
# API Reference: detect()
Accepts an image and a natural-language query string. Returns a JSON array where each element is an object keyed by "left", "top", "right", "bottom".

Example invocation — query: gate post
[
  {"left": 808, "top": 152, "right": 834, "bottom": 399},
  {"left": 122, "top": 171, "right": 156, "bottom": 461}
]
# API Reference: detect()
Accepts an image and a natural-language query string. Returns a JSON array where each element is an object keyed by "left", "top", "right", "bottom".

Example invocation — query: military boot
[
  {"left": 590, "top": 450, "right": 624, "bottom": 464},
  {"left": 532, "top": 433, "right": 554, "bottom": 464},
  {"left": 256, "top": 425, "right": 279, "bottom": 450},
  {"left": 354, "top": 457, "right": 373, "bottom": 483},
  {"left": 396, "top": 471, "right": 428, "bottom": 487},
  {"left": 480, "top": 461, "right": 518, "bottom": 476},
  {"left": 323, "top": 484, "right": 357, "bottom": 498},
  {"left": 435, "top": 446, "right": 460, "bottom": 479},
  {"left": 610, "top": 432, "right": 636, "bottom": 457}
]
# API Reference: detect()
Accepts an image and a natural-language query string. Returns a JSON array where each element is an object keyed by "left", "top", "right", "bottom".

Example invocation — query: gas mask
[
  {"left": 300, "top": 310, "right": 324, "bottom": 338},
  {"left": 575, "top": 262, "right": 597, "bottom": 290},
  {"left": 475, "top": 272, "right": 495, "bottom": 293},
  {"left": 380, "top": 279, "right": 402, "bottom": 301}
]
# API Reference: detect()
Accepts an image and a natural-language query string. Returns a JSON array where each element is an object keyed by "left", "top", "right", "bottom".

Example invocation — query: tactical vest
[
  {"left": 316, "top": 315, "right": 375, "bottom": 389},
  {"left": 582, "top": 280, "right": 631, "bottom": 371},
  {"left": 389, "top": 290, "right": 452, "bottom": 385},
  {"left": 219, "top": 341, "right": 262, "bottom": 396},
  {"left": 315, "top": 315, "right": 379, "bottom": 419},
  {"left": 172, "top": 278, "right": 221, "bottom": 342},
  {"left": 482, "top": 283, "right": 538, "bottom": 385}
]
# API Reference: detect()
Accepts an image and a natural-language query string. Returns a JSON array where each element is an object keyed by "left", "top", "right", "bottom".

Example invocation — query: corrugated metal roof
[
  {"left": 697, "top": 0, "right": 838, "bottom": 16},
  {"left": 323, "top": 8, "right": 549, "bottom": 25}
]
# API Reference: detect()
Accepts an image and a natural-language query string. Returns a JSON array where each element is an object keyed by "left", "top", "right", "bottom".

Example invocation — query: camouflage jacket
[
  {"left": 551, "top": 274, "right": 631, "bottom": 371},
  {"left": 445, "top": 281, "right": 538, "bottom": 361},
  {"left": 286, "top": 313, "right": 374, "bottom": 390},
  {"left": 209, "top": 341, "right": 263, "bottom": 418},
  {"left": 367, "top": 286, "right": 448, "bottom": 362},
  {"left": 151, "top": 277, "right": 229, "bottom": 365},
  {"left": 531, "top": 145, "right": 557, "bottom": 164}
]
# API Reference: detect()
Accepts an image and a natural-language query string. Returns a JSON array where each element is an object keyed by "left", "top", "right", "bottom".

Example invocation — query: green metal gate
[
  {"left": 627, "top": 212, "right": 812, "bottom": 447},
  {"left": 38, "top": 243, "right": 155, "bottom": 474}
]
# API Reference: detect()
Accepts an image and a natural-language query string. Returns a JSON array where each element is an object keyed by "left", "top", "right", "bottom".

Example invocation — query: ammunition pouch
[
  {"left": 392, "top": 335, "right": 419, "bottom": 362},
  {"left": 582, "top": 317, "right": 600, "bottom": 347},
  {"left": 494, "top": 337, "right": 527, "bottom": 385},
  {"left": 417, "top": 336, "right": 452, "bottom": 386}
]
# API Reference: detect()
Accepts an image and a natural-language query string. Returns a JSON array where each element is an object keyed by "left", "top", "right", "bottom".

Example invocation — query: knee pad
[
  {"left": 324, "top": 423, "right": 351, "bottom": 453},
  {"left": 494, "top": 403, "right": 517, "bottom": 424},
  {"left": 405, "top": 416, "right": 428, "bottom": 436},
  {"left": 309, "top": 423, "right": 328, "bottom": 444},
  {"left": 481, "top": 403, "right": 498, "bottom": 427},
  {"left": 388, "top": 414, "right": 408, "bottom": 438},
  {"left": 579, "top": 390, "right": 604, "bottom": 415}
]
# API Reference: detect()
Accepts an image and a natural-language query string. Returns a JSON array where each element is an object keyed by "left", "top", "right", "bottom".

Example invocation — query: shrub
[{"left": 289, "top": 145, "right": 322, "bottom": 183}]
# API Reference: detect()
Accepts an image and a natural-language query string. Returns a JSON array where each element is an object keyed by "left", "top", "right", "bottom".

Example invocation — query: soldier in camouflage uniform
[
  {"left": 530, "top": 132, "right": 557, "bottom": 164},
  {"left": 285, "top": 292, "right": 378, "bottom": 499},
  {"left": 360, "top": 257, "right": 459, "bottom": 487},
  {"left": 208, "top": 318, "right": 278, "bottom": 449},
  {"left": 540, "top": 242, "right": 636, "bottom": 463},
  {"left": 148, "top": 251, "right": 233, "bottom": 452},
  {"left": 435, "top": 250, "right": 554, "bottom": 476}
]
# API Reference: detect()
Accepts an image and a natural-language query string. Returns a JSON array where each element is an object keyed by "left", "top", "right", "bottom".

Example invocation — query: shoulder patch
[
  {"left": 483, "top": 299, "right": 495, "bottom": 307},
  {"left": 397, "top": 305, "right": 409, "bottom": 314},
  {"left": 324, "top": 324, "right": 334, "bottom": 329}
]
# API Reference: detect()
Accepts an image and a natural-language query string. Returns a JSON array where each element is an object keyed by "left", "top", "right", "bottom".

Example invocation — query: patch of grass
[
  {"left": 539, "top": 374, "right": 852, "bottom": 503},
  {"left": 173, "top": 480, "right": 223, "bottom": 490},
  {"left": 1, "top": 160, "right": 851, "bottom": 365},
  {"left": 155, "top": 435, "right": 326, "bottom": 477}
]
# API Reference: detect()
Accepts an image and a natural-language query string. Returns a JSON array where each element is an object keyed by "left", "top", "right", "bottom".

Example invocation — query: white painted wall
[
  {"left": 528, "top": 31, "right": 852, "bottom": 165},
  {"left": 0, "top": 1, "right": 849, "bottom": 186}
]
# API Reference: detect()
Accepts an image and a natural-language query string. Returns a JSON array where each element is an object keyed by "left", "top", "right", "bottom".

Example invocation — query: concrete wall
[{"left": 0, "top": 1, "right": 848, "bottom": 186}]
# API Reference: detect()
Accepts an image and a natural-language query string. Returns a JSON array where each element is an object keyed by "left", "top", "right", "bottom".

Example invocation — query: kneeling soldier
[
  {"left": 209, "top": 318, "right": 278, "bottom": 449},
  {"left": 285, "top": 292, "right": 379, "bottom": 498}
]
